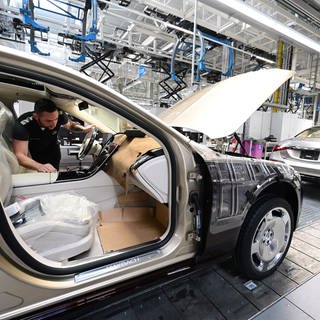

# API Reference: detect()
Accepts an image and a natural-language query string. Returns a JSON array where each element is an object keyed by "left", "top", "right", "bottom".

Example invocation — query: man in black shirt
[{"left": 12, "top": 98, "right": 94, "bottom": 173}]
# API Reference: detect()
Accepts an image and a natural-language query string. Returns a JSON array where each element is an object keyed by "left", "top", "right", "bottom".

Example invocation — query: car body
[
  {"left": 0, "top": 46, "right": 301, "bottom": 319},
  {"left": 270, "top": 126, "right": 320, "bottom": 178}
]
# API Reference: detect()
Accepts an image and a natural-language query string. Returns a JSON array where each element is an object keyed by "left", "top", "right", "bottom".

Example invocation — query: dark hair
[{"left": 34, "top": 98, "right": 57, "bottom": 114}]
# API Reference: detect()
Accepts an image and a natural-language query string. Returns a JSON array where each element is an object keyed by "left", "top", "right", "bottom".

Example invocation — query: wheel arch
[{"left": 255, "top": 181, "right": 300, "bottom": 229}]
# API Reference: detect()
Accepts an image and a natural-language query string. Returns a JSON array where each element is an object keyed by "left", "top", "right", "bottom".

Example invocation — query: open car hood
[{"left": 159, "top": 69, "right": 294, "bottom": 139}]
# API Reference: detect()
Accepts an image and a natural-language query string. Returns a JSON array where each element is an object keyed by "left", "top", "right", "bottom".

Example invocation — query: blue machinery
[
  {"left": 197, "top": 30, "right": 233, "bottom": 79},
  {"left": 18, "top": 1, "right": 233, "bottom": 96},
  {"left": 20, "top": 0, "right": 49, "bottom": 55},
  {"left": 19, "top": 0, "right": 99, "bottom": 58},
  {"left": 170, "top": 30, "right": 234, "bottom": 82},
  {"left": 18, "top": 0, "right": 125, "bottom": 80},
  {"left": 163, "top": 29, "right": 234, "bottom": 100}
]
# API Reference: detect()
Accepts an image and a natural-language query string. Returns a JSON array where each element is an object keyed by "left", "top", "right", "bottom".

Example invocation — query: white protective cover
[
  {"left": 9, "top": 193, "right": 98, "bottom": 261},
  {"left": 18, "top": 220, "right": 95, "bottom": 261},
  {"left": 159, "top": 69, "right": 294, "bottom": 139}
]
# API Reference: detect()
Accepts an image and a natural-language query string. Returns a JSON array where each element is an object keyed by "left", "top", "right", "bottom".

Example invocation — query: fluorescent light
[
  {"left": 121, "top": 23, "right": 135, "bottom": 39},
  {"left": 123, "top": 79, "right": 142, "bottom": 91},
  {"left": 161, "top": 42, "right": 174, "bottom": 51},
  {"left": 219, "top": 22, "right": 234, "bottom": 33},
  {"left": 207, "top": 0, "right": 320, "bottom": 53},
  {"left": 141, "top": 36, "right": 155, "bottom": 46}
]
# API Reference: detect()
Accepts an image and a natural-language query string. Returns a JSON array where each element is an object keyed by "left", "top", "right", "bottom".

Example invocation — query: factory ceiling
[{"left": 0, "top": 0, "right": 319, "bottom": 107}]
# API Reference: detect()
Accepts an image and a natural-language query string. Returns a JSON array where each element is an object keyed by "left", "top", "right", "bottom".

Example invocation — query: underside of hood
[{"left": 159, "top": 69, "right": 294, "bottom": 139}]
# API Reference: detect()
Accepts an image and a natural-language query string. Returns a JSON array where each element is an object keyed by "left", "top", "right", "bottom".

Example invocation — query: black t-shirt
[{"left": 13, "top": 111, "right": 68, "bottom": 170}]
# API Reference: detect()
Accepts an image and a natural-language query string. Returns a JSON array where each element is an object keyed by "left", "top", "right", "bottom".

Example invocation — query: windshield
[{"left": 296, "top": 127, "right": 320, "bottom": 138}]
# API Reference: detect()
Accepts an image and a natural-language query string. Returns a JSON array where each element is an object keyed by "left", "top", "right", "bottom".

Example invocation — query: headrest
[{"left": 0, "top": 101, "right": 14, "bottom": 141}]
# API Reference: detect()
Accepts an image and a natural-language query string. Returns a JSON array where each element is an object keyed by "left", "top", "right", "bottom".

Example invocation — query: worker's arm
[
  {"left": 12, "top": 139, "right": 56, "bottom": 173},
  {"left": 64, "top": 120, "right": 95, "bottom": 133}
]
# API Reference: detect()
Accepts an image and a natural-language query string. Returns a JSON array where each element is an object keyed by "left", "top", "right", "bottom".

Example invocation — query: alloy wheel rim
[{"left": 250, "top": 207, "right": 291, "bottom": 273}]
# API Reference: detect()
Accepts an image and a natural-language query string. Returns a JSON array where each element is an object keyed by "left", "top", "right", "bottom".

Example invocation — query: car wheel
[{"left": 236, "top": 197, "right": 293, "bottom": 279}]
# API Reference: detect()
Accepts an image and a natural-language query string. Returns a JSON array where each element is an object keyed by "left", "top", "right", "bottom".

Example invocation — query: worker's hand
[
  {"left": 83, "top": 124, "right": 95, "bottom": 133},
  {"left": 37, "top": 163, "right": 57, "bottom": 173}
]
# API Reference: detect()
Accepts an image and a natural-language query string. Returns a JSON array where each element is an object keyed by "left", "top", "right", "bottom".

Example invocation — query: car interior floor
[{"left": 11, "top": 179, "right": 169, "bottom": 262}]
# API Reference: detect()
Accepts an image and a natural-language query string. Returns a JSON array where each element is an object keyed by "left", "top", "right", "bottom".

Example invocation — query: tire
[{"left": 236, "top": 197, "right": 294, "bottom": 279}]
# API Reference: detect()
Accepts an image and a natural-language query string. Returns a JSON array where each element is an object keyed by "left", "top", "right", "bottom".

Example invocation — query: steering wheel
[{"left": 78, "top": 128, "right": 97, "bottom": 160}]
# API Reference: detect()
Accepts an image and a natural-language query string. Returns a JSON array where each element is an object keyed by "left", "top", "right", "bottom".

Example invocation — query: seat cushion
[
  {"left": 18, "top": 220, "right": 95, "bottom": 261},
  {"left": 10, "top": 193, "right": 98, "bottom": 261}
]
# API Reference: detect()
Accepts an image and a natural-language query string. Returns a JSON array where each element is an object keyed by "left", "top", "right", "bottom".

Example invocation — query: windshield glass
[{"left": 296, "top": 127, "right": 320, "bottom": 138}]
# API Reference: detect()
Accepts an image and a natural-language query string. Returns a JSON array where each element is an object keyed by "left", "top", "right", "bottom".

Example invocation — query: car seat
[
  {"left": 0, "top": 102, "right": 97, "bottom": 261},
  {"left": 0, "top": 102, "right": 22, "bottom": 176}
]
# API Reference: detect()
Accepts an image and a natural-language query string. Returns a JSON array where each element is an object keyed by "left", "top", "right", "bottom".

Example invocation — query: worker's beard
[{"left": 36, "top": 118, "right": 57, "bottom": 130}]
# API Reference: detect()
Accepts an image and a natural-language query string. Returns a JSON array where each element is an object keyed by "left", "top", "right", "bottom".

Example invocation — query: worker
[{"left": 12, "top": 98, "right": 94, "bottom": 173}]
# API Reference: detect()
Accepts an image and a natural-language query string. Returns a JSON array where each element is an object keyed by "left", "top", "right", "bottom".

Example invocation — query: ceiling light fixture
[
  {"left": 161, "top": 42, "right": 174, "bottom": 51},
  {"left": 121, "top": 22, "right": 135, "bottom": 40},
  {"left": 105, "top": 1, "right": 275, "bottom": 64},
  {"left": 141, "top": 36, "right": 155, "bottom": 46},
  {"left": 204, "top": 0, "right": 320, "bottom": 53},
  {"left": 218, "top": 22, "right": 234, "bottom": 33}
]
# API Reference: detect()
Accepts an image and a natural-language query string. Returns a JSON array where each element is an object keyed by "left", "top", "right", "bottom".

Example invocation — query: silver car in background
[{"left": 270, "top": 126, "right": 320, "bottom": 178}]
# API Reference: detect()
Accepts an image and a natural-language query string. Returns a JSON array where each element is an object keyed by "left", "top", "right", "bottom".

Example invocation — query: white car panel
[{"left": 159, "top": 68, "right": 294, "bottom": 139}]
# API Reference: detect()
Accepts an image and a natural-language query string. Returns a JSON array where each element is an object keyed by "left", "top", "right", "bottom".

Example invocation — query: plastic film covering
[
  {"left": 7, "top": 193, "right": 98, "bottom": 261},
  {"left": 209, "top": 160, "right": 258, "bottom": 220},
  {"left": 206, "top": 156, "right": 298, "bottom": 224},
  {"left": 15, "top": 192, "right": 98, "bottom": 226}
]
